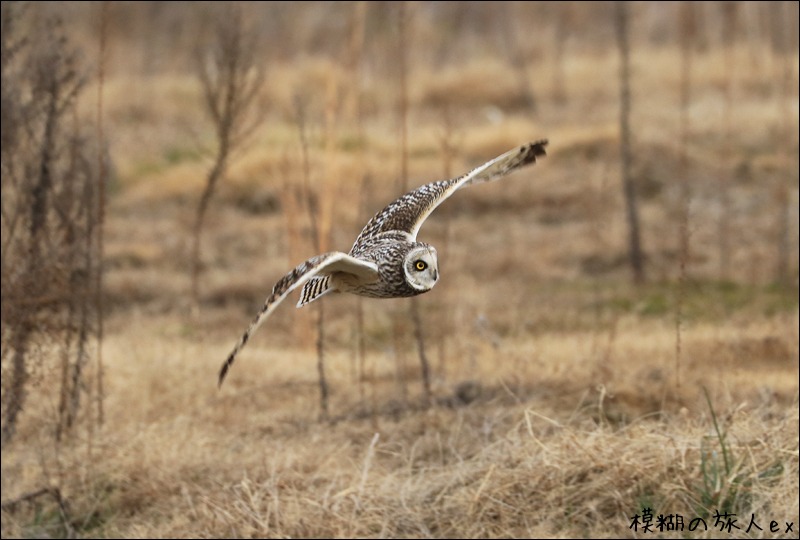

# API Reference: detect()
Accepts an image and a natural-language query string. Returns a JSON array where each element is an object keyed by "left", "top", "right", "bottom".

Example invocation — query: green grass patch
[
  {"left": 589, "top": 279, "right": 798, "bottom": 322},
  {"left": 163, "top": 145, "right": 202, "bottom": 165},
  {"left": 693, "top": 388, "right": 785, "bottom": 519}
]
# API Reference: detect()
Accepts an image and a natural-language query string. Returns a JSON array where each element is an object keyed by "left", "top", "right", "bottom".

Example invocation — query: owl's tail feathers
[{"left": 296, "top": 275, "right": 334, "bottom": 308}]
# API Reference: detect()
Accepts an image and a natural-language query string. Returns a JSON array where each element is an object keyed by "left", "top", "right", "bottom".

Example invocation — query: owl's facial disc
[{"left": 405, "top": 246, "right": 439, "bottom": 292}]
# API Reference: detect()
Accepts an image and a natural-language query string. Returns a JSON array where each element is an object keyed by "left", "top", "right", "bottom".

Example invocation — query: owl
[{"left": 218, "top": 140, "right": 548, "bottom": 386}]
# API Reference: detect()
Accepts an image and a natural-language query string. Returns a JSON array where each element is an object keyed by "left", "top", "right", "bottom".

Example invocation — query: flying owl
[{"left": 218, "top": 140, "right": 549, "bottom": 386}]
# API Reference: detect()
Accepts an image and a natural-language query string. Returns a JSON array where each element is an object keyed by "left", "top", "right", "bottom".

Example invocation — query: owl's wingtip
[
  {"left": 530, "top": 139, "right": 549, "bottom": 155},
  {"left": 519, "top": 139, "right": 548, "bottom": 162}
]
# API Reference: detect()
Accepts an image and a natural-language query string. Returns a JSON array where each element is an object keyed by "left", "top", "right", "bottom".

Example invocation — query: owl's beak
[{"left": 433, "top": 269, "right": 439, "bottom": 281}]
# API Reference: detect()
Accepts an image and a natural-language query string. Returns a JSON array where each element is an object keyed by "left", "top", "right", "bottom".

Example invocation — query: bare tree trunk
[
  {"left": 356, "top": 296, "right": 366, "bottom": 405},
  {"left": 674, "top": 0, "right": 696, "bottom": 392},
  {"left": 436, "top": 104, "right": 457, "bottom": 384},
  {"left": 343, "top": 1, "right": 370, "bottom": 407},
  {"left": 393, "top": 1, "right": 410, "bottom": 404},
  {"left": 501, "top": 2, "right": 536, "bottom": 113},
  {"left": 395, "top": 1, "right": 432, "bottom": 403},
  {"left": 393, "top": 316, "right": 408, "bottom": 403},
  {"left": 397, "top": 1, "right": 409, "bottom": 195},
  {"left": 615, "top": 1, "right": 645, "bottom": 284},
  {"left": 57, "top": 157, "right": 96, "bottom": 441},
  {"left": 718, "top": 1, "right": 737, "bottom": 282},
  {"left": 293, "top": 97, "right": 329, "bottom": 417},
  {"left": 315, "top": 300, "right": 329, "bottom": 418},
  {"left": 774, "top": 1, "right": 797, "bottom": 285},
  {"left": 94, "top": 0, "right": 109, "bottom": 429},
  {"left": 411, "top": 301, "right": 431, "bottom": 403},
  {"left": 2, "top": 331, "right": 30, "bottom": 446},
  {"left": 344, "top": 1, "right": 367, "bottom": 126},
  {"left": 552, "top": 4, "right": 572, "bottom": 103},
  {"left": 356, "top": 174, "right": 371, "bottom": 408}
]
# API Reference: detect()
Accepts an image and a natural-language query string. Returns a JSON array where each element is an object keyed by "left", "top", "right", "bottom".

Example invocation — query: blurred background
[{"left": 1, "top": 1, "right": 798, "bottom": 537}]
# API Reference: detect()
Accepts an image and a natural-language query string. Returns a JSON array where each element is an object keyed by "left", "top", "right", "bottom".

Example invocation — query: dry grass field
[{"left": 2, "top": 2, "right": 798, "bottom": 538}]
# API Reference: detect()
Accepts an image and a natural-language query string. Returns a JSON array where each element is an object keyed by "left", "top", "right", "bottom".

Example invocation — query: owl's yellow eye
[{"left": 415, "top": 260, "right": 427, "bottom": 271}]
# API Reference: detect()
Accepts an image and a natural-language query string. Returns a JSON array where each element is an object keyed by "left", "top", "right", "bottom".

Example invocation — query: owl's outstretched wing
[
  {"left": 351, "top": 140, "right": 548, "bottom": 250},
  {"left": 218, "top": 252, "right": 379, "bottom": 387}
]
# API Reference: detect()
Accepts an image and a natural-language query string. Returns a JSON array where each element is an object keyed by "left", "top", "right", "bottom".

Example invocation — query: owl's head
[{"left": 404, "top": 244, "right": 439, "bottom": 292}]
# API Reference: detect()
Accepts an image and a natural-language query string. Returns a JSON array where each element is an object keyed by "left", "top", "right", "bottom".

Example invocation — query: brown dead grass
[{"left": 1, "top": 314, "right": 797, "bottom": 538}]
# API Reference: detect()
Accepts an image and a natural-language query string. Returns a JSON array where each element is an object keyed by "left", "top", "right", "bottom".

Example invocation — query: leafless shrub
[
  {"left": 1, "top": 6, "right": 103, "bottom": 445},
  {"left": 674, "top": 0, "right": 696, "bottom": 391},
  {"left": 190, "top": 2, "right": 266, "bottom": 311},
  {"left": 0, "top": 487, "right": 71, "bottom": 536}
]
